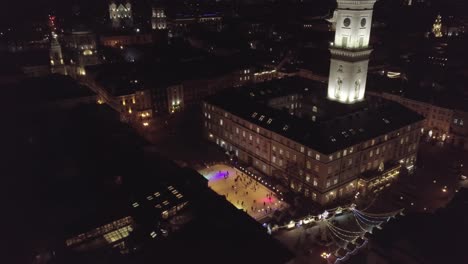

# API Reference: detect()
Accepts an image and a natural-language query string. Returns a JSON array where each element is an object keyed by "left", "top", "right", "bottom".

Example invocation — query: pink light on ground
[{"left": 261, "top": 196, "right": 277, "bottom": 204}]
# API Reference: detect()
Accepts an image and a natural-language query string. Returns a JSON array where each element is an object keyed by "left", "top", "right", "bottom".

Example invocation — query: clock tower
[{"left": 327, "top": 0, "right": 376, "bottom": 104}]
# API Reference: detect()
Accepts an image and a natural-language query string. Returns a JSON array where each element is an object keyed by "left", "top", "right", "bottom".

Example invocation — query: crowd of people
[{"left": 216, "top": 169, "right": 284, "bottom": 219}]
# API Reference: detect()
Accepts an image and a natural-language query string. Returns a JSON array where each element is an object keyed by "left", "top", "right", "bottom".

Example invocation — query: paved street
[{"left": 199, "top": 164, "right": 288, "bottom": 221}]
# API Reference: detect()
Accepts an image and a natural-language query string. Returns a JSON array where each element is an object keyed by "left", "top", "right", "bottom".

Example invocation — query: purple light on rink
[{"left": 206, "top": 171, "right": 227, "bottom": 181}]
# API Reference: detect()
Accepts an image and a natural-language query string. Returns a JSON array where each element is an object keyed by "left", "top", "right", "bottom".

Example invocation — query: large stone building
[
  {"left": 203, "top": 0, "right": 424, "bottom": 205},
  {"left": 368, "top": 90, "right": 468, "bottom": 150},
  {"left": 109, "top": 0, "right": 133, "bottom": 29}
]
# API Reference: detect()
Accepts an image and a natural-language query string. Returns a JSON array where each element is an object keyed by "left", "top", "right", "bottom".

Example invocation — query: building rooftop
[
  {"left": 206, "top": 77, "right": 423, "bottom": 154},
  {"left": 87, "top": 52, "right": 257, "bottom": 96},
  {"left": 6, "top": 92, "right": 291, "bottom": 263},
  {"left": 368, "top": 73, "right": 468, "bottom": 112},
  {"left": 13, "top": 74, "right": 95, "bottom": 104}
]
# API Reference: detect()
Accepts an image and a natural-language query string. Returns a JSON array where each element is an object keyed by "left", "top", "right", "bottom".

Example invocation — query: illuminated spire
[{"left": 432, "top": 14, "right": 443, "bottom": 38}]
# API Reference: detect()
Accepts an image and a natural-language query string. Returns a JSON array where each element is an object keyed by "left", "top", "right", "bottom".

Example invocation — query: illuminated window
[
  {"left": 219, "top": 119, "right": 223, "bottom": 126},
  {"left": 300, "top": 146, "right": 305, "bottom": 153},
  {"left": 306, "top": 161, "right": 311, "bottom": 169},
  {"left": 313, "top": 178, "right": 318, "bottom": 186},
  {"left": 315, "top": 154, "right": 320, "bottom": 161}
]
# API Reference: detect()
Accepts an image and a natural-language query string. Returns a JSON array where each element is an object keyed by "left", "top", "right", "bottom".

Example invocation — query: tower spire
[
  {"left": 327, "top": 0, "right": 377, "bottom": 104},
  {"left": 48, "top": 15, "right": 66, "bottom": 74},
  {"left": 432, "top": 14, "right": 443, "bottom": 38}
]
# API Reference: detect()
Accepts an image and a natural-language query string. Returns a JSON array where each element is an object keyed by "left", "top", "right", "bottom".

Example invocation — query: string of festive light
[
  {"left": 354, "top": 212, "right": 383, "bottom": 226},
  {"left": 353, "top": 211, "right": 384, "bottom": 225},
  {"left": 325, "top": 220, "right": 362, "bottom": 234},
  {"left": 353, "top": 209, "right": 390, "bottom": 222},
  {"left": 353, "top": 212, "right": 381, "bottom": 232},
  {"left": 352, "top": 214, "right": 370, "bottom": 232},
  {"left": 326, "top": 223, "right": 361, "bottom": 238},
  {"left": 356, "top": 208, "right": 402, "bottom": 218},
  {"left": 355, "top": 210, "right": 385, "bottom": 225},
  {"left": 327, "top": 225, "right": 356, "bottom": 243}
]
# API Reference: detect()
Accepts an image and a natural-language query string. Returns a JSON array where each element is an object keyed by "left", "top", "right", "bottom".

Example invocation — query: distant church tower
[
  {"left": 109, "top": 0, "right": 133, "bottom": 29},
  {"left": 48, "top": 15, "right": 66, "bottom": 75},
  {"left": 432, "top": 14, "right": 443, "bottom": 38},
  {"left": 327, "top": 0, "right": 376, "bottom": 104},
  {"left": 152, "top": 6, "right": 167, "bottom": 30}
]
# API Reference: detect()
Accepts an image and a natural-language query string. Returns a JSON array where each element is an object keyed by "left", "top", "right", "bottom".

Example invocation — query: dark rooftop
[
  {"left": 87, "top": 52, "right": 257, "bottom": 96},
  {"left": 206, "top": 77, "right": 424, "bottom": 154},
  {"left": 13, "top": 74, "right": 95, "bottom": 104},
  {"left": 368, "top": 73, "right": 468, "bottom": 112},
  {"left": 5, "top": 89, "right": 291, "bottom": 264}
]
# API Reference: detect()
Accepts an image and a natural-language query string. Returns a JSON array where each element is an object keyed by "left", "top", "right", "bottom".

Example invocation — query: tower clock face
[
  {"left": 343, "top": 18, "right": 351, "bottom": 27},
  {"left": 361, "top": 18, "right": 367, "bottom": 27}
]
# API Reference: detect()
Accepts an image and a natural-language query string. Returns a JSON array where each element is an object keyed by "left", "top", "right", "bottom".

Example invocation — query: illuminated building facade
[
  {"left": 62, "top": 30, "right": 100, "bottom": 77},
  {"left": 152, "top": 7, "right": 167, "bottom": 30},
  {"left": 327, "top": 0, "right": 376, "bottom": 104},
  {"left": 368, "top": 91, "right": 468, "bottom": 150},
  {"left": 203, "top": 77, "right": 423, "bottom": 205},
  {"left": 202, "top": 0, "right": 424, "bottom": 205},
  {"left": 432, "top": 14, "right": 443, "bottom": 38},
  {"left": 109, "top": 0, "right": 133, "bottom": 29}
]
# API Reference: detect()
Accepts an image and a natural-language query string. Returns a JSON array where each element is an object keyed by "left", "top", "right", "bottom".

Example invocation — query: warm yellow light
[
  {"left": 128, "top": 108, "right": 132, "bottom": 114},
  {"left": 143, "top": 122, "right": 149, "bottom": 127}
]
